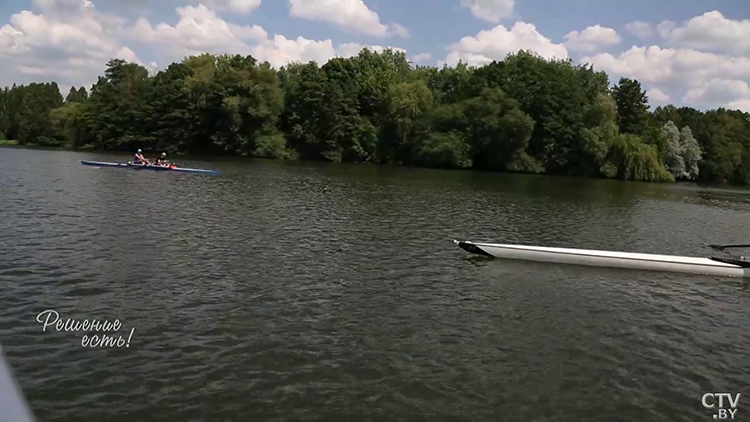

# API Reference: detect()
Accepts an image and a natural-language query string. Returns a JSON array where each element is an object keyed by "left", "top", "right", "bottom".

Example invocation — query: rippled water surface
[{"left": 1, "top": 147, "right": 749, "bottom": 422}]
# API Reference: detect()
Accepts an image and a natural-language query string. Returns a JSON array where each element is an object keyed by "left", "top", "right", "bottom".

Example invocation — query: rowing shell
[
  {"left": 454, "top": 240, "right": 750, "bottom": 278},
  {"left": 0, "top": 345, "right": 35, "bottom": 422},
  {"left": 80, "top": 160, "right": 219, "bottom": 175}
]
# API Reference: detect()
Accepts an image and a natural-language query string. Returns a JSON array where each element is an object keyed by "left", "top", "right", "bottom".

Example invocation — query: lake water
[{"left": 1, "top": 147, "right": 749, "bottom": 422}]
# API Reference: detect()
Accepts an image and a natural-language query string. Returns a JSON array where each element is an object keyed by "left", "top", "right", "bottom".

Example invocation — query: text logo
[{"left": 702, "top": 393, "right": 740, "bottom": 420}]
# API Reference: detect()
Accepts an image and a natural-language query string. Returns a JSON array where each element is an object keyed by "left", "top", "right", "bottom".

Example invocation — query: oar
[{"left": 703, "top": 243, "right": 750, "bottom": 251}]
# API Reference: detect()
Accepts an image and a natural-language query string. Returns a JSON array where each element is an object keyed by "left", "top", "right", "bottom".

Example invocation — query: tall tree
[
  {"left": 580, "top": 93, "right": 620, "bottom": 175},
  {"left": 472, "top": 51, "right": 611, "bottom": 175},
  {"left": 0, "top": 87, "right": 9, "bottom": 139},
  {"left": 460, "top": 87, "right": 537, "bottom": 172},
  {"left": 65, "top": 86, "right": 88, "bottom": 103},
  {"left": 49, "top": 102, "right": 90, "bottom": 148},
  {"left": 146, "top": 62, "right": 197, "bottom": 153},
  {"left": 85, "top": 59, "right": 152, "bottom": 150},
  {"left": 16, "top": 82, "right": 64, "bottom": 145},
  {"left": 384, "top": 80, "right": 434, "bottom": 163},
  {"left": 612, "top": 77, "right": 650, "bottom": 137},
  {"left": 663, "top": 120, "right": 685, "bottom": 179},
  {"left": 679, "top": 126, "right": 702, "bottom": 180}
]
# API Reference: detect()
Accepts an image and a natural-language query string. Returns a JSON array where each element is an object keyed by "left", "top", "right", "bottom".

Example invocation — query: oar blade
[
  {"left": 703, "top": 243, "right": 750, "bottom": 251},
  {"left": 703, "top": 243, "right": 727, "bottom": 251}
]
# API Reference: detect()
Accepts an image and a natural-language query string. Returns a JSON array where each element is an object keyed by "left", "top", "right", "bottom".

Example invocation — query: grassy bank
[{"left": 0, "top": 140, "right": 18, "bottom": 146}]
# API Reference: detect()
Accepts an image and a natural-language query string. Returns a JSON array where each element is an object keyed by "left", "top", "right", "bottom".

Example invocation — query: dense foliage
[{"left": 1, "top": 49, "right": 749, "bottom": 184}]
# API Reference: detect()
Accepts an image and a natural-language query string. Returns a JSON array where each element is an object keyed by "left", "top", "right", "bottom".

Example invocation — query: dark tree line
[{"left": 1, "top": 49, "right": 748, "bottom": 184}]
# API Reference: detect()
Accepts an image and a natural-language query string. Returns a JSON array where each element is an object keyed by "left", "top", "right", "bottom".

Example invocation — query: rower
[
  {"left": 133, "top": 149, "right": 148, "bottom": 165},
  {"left": 154, "top": 152, "right": 168, "bottom": 166}
]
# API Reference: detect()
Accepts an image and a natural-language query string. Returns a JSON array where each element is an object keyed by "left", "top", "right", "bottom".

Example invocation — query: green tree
[
  {"left": 146, "top": 62, "right": 198, "bottom": 153},
  {"left": 679, "top": 126, "right": 702, "bottom": 180},
  {"left": 698, "top": 109, "right": 750, "bottom": 183},
  {"left": 278, "top": 61, "right": 330, "bottom": 159},
  {"left": 385, "top": 80, "right": 434, "bottom": 162},
  {"left": 65, "top": 86, "right": 88, "bottom": 103},
  {"left": 414, "top": 103, "right": 471, "bottom": 168},
  {"left": 85, "top": 59, "right": 152, "bottom": 150},
  {"left": 662, "top": 120, "right": 685, "bottom": 179},
  {"left": 603, "top": 133, "right": 673, "bottom": 182},
  {"left": 472, "top": 51, "right": 607, "bottom": 174},
  {"left": 580, "top": 93, "right": 620, "bottom": 175},
  {"left": 0, "top": 87, "right": 9, "bottom": 139},
  {"left": 416, "top": 132, "right": 472, "bottom": 168},
  {"left": 16, "top": 82, "right": 64, "bottom": 145},
  {"left": 279, "top": 60, "right": 365, "bottom": 162},
  {"left": 612, "top": 77, "right": 649, "bottom": 137},
  {"left": 460, "top": 87, "right": 537, "bottom": 172},
  {"left": 205, "top": 55, "right": 285, "bottom": 156},
  {"left": 353, "top": 48, "right": 412, "bottom": 123},
  {"left": 49, "top": 102, "right": 90, "bottom": 148},
  {"left": 424, "top": 62, "right": 479, "bottom": 104}
]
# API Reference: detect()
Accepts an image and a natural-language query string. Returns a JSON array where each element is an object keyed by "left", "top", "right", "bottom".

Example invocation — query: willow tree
[
  {"left": 663, "top": 121, "right": 686, "bottom": 179},
  {"left": 680, "top": 126, "right": 702, "bottom": 180}
]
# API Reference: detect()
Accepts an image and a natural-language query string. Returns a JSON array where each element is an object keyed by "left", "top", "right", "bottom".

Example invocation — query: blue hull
[{"left": 81, "top": 161, "right": 219, "bottom": 175}]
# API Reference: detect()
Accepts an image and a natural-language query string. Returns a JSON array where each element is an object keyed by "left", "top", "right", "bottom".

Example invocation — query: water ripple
[{"left": 1, "top": 149, "right": 749, "bottom": 421}]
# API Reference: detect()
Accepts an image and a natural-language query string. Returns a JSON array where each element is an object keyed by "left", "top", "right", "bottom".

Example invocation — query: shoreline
[{"left": 2, "top": 143, "right": 744, "bottom": 188}]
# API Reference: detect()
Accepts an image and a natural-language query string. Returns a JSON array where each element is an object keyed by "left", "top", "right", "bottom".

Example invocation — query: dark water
[{"left": 1, "top": 147, "right": 749, "bottom": 422}]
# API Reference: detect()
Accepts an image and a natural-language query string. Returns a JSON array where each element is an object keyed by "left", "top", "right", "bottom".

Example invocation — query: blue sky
[{"left": 1, "top": 0, "right": 750, "bottom": 110}]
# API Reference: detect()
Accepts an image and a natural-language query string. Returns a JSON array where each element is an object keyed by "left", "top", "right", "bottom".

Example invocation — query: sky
[{"left": 1, "top": 0, "right": 750, "bottom": 112}]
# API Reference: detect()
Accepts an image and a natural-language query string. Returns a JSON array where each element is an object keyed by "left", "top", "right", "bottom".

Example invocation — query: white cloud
[
  {"left": 229, "top": 24, "right": 268, "bottom": 41},
  {"left": 0, "top": 0, "right": 409, "bottom": 95},
  {"left": 727, "top": 99, "right": 750, "bottom": 113},
  {"left": 564, "top": 25, "right": 621, "bottom": 53},
  {"left": 438, "top": 14, "right": 750, "bottom": 111},
  {"left": 683, "top": 79, "right": 750, "bottom": 108},
  {"left": 582, "top": 45, "right": 750, "bottom": 111},
  {"left": 250, "top": 36, "right": 337, "bottom": 67},
  {"left": 647, "top": 88, "right": 670, "bottom": 104},
  {"left": 442, "top": 22, "right": 568, "bottom": 67},
  {"left": 288, "top": 0, "right": 408, "bottom": 38},
  {"left": 0, "top": 0, "right": 146, "bottom": 91},
  {"left": 3, "top": 2, "right": 750, "bottom": 112},
  {"left": 411, "top": 52, "right": 432, "bottom": 63},
  {"left": 128, "top": 4, "right": 407, "bottom": 68},
  {"left": 128, "top": 5, "right": 266, "bottom": 60},
  {"left": 335, "top": 42, "right": 406, "bottom": 57},
  {"left": 657, "top": 11, "right": 750, "bottom": 56},
  {"left": 249, "top": 38, "right": 405, "bottom": 68},
  {"left": 625, "top": 20, "right": 654, "bottom": 39},
  {"left": 195, "top": 0, "right": 261, "bottom": 14},
  {"left": 582, "top": 46, "right": 750, "bottom": 88},
  {"left": 389, "top": 23, "right": 410, "bottom": 39},
  {"left": 656, "top": 20, "right": 675, "bottom": 39},
  {"left": 460, "top": 0, "right": 514, "bottom": 23}
]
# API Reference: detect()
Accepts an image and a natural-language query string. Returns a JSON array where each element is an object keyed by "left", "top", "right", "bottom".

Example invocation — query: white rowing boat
[
  {"left": 454, "top": 240, "right": 750, "bottom": 278},
  {"left": 0, "top": 345, "right": 35, "bottom": 422}
]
